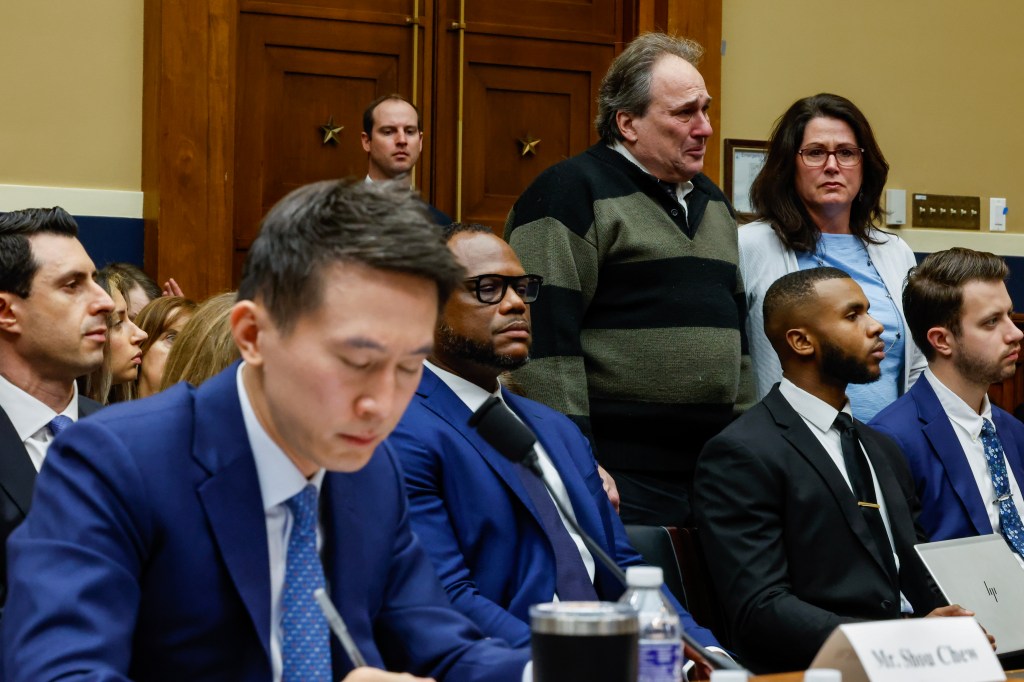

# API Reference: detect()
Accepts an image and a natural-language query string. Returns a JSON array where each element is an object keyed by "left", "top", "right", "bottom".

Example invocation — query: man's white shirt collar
[
  {"left": 0, "top": 373, "right": 78, "bottom": 442},
  {"left": 424, "top": 360, "right": 499, "bottom": 409},
  {"left": 236, "top": 363, "right": 324, "bottom": 511},
  {"left": 924, "top": 368, "right": 992, "bottom": 440},
  {"left": 609, "top": 141, "right": 694, "bottom": 199},
  {"left": 779, "top": 378, "right": 852, "bottom": 435}
]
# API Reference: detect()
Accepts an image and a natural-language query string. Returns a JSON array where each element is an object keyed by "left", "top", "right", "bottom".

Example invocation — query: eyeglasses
[
  {"left": 464, "top": 274, "right": 543, "bottom": 304},
  {"left": 797, "top": 147, "right": 865, "bottom": 168}
]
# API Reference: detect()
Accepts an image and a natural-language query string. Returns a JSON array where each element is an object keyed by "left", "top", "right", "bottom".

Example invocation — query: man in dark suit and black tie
[
  {"left": 0, "top": 207, "right": 114, "bottom": 616},
  {"left": 694, "top": 266, "right": 982, "bottom": 674}
]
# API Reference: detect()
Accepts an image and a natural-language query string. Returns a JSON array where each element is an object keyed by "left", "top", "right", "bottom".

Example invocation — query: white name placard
[{"left": 810, "top": 617, "right": 1004, "bottom": 682}]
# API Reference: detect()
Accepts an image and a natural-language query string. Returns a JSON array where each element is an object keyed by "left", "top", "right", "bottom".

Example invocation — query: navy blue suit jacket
[
  {"left": 2, "top": 364, "right": 528, "bottom": 681},
  {"left": 870, "top": 375, "right": 1024, "bottom": 541},
  {"left": 0, "top": 395, "right": 101, "bottom": 617},
  {"left": 387, "top": 368, "right": 719, "bottom": 648}
]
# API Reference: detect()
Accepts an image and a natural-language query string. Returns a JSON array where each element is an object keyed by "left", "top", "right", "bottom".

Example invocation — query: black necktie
[
  {"left": 834, "top": 412, "right": 898, "bottom": 584},
  {"left": 513, "top": 462, "right": 598, "bottom": 601}
]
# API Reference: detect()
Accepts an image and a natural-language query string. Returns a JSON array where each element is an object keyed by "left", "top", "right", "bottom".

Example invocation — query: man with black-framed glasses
[{"left": 386, "top": 223, "right": 724, "bottom": 673}]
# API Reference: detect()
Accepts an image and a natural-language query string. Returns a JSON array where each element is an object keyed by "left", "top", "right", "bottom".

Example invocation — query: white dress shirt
[
  {"left": 0, "top": 374, "right": 79, "bottom": 471},
  {"left": 236, "top": 364, "right": 326, "bottom": 682},
  {"left": 610, "top": 141, "right": 694, "bottom": 216},
  {"left": 425, "top": 361, "right": 597, "bottom": 587},
  {"left": 923, "top": 369, "right": 1024, "bottom": 539},
  {"left": 779, "top": 379, "right": 913, "bottom": 613}
]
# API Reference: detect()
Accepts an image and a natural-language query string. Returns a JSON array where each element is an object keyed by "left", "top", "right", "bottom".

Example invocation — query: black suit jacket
[
  {"left": 694, "top": 386, "right": 943, "bottom": 674},
  {"left": 0, "top": 396, "right": 102, "bottom": 613}
]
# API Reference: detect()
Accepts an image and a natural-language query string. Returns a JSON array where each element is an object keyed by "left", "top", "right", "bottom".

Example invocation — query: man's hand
[
  {"left": 597, "top": 465, "right": 620, "bottom": 513},
  {"left": 926, "top": 604, "right": 996, "bottom": 650},
  {"left": 683, "top": 643, "right": 714, "bottom": 680},
  {"left": 342, "top": 669, "right": 435, "bottom": 682},
  {"left": 161, "top": 278, "right": 184, "bottom": 298}
]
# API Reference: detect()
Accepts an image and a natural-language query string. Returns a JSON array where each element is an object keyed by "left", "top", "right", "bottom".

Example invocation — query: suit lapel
[
  {"left": 855, "top": 425, "right": 917, "bottom": 554},
  {"left": 192, "top": 365, "right": 273, "bottom": 665},
  {"left": 914, "top": 380, "right": 992, "bottom": 534},
  {"left": 417, "top": 370, "right": 549, "bottom": 532},
  {"left": 0, "top": 406, "right": 35, "bottom": 516},
  {"left": 505, "top": 390, "right": 610, "bottom": 547},
  {"left": 764, "top": 388, "right": 895, "bottom": 580}
]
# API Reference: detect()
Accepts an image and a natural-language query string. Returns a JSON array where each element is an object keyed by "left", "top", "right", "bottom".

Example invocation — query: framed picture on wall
[{"left": 723, "top": 139, "right": 768, "bottom": 223}]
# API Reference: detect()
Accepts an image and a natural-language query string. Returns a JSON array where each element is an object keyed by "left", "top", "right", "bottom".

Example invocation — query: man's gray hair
[{"left": 595, "top": 33, "right": 704, "bottom": 144}]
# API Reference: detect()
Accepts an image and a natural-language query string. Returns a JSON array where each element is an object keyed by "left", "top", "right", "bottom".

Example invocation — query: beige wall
[
  {"left": 722, "top": 0, "right": 1024, "bottom": 234},
  {"left": 0, "top": 0, "right": 142, "bottom": 191}
]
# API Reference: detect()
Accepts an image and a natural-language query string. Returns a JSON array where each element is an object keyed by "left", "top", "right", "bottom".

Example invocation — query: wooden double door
[
  {"left": 233, "top": 0, "right": 628, "bottom": 279},
  {"left": 144, "top": 0, "right": 721, "bottom": 297}
]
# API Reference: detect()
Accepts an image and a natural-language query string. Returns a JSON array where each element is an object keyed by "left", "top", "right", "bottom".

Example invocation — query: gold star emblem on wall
[
  {"left": 320, "top": 116, "right": 344, "bottom": 145},
  {"left": 518, "top": 135, "right": 541, "bottom": 157}
]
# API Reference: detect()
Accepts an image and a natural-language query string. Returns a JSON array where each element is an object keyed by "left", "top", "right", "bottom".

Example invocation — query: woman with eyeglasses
[{"left": 740, "top": 93, "right": 925, "bottom": 421}]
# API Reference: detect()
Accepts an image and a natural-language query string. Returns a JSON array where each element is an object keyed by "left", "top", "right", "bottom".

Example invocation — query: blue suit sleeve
[
  {"left": 388, "top": 424, "right": 534, "bottom": 647},
  {"left": 371, "top": 447, "right": 531, "bottom": 681},
  {"left": 2, "top": 420, "right": 147, "bottom": 681}
]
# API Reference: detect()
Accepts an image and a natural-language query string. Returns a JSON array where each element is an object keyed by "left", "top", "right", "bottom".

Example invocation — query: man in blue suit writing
[
  {"left": 386, "top": 224, "right": 724, "bottom": 676},
  {"left": 871, "top": 247, "right": 1024, "bottom": 559},
  {"left": 2, "top": 181, "right": 529, "bottom": 682}
]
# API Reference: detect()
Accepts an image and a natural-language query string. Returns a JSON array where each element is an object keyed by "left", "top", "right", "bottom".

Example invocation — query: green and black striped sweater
[{"left": 504, "top": 143, "right": 753, "bottom": 476}]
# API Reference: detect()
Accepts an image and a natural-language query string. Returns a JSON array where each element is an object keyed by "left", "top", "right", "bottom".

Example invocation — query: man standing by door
[{"left": 505, "top": 33, "right": 751, "bottom": 526}]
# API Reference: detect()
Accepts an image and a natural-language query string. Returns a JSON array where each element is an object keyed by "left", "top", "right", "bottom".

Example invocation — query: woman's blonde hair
[{"left": 160, "top": 292, "right": 240, "bottom": 391}]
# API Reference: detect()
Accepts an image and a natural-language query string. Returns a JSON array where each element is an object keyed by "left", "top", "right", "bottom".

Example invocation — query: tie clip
[
  {"left": 858, "top": 501, "right": 881, "bottom": 509},
  {"left": 996, "top": 493, "right": 1013, "bottom": 503}
]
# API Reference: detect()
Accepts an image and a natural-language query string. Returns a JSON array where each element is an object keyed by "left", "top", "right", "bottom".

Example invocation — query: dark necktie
[
  {"left": 48, "top": 415, "right": 74, "bottom": 437},
  {"left": 513, "top": 461, "right": 598, "bottom": 601},
  {"left": 281, "top": 485, "right": 331, "bottom": 681},
  {"left": 980, "top": 419, "right": 1024, "bottom": 556},
  {"left": 834, "top": 412, "right": 898, "bottom": 584}
]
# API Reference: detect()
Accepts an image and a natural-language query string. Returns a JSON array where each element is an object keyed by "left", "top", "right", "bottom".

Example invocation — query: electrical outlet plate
[{"left": 911, "top": 194, "right": 981, "bottom": 229}]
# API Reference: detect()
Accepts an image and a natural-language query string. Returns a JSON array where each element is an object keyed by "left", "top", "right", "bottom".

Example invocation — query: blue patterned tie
[
  {"left": 980, "top": 419, "right": 1024, "bottom": 557},
  {"left": 282, "top": 485, "right": 331, "bottom": 681},
  {"left": 48, "top": 415, "right": 73, "bottom": 437}
]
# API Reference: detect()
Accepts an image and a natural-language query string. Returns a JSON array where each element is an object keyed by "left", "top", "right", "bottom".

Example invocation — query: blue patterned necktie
[
  {"left": 48, "top": 415, "right": 73, "bottom": 437},
  {"left": 281, "top": 485, "right": 331, "bottom": 681},
  {"left": 980, "top": 419, "right": 1024, "bottom": 557}
]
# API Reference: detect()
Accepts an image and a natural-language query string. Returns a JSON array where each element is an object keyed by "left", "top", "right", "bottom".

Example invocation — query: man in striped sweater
[{"left": 504, "top": 33, "right": 753, "bottom": 527}]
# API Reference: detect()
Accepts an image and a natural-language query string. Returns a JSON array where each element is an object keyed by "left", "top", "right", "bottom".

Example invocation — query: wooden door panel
[
  {"left": 461, "top": 63, "right": 594, "bottom": 226},
  {"left": 235, "top": 13, "right": 417, "bottom": 250},
  {"left": 438, "top": 33, "right": 613, "bottom": 230},
  {"left": 240, "top": 0, "right": 416, "bottom": 24},
  {"left": 467, "top": 0, "right": 620, "bottom": 43}
]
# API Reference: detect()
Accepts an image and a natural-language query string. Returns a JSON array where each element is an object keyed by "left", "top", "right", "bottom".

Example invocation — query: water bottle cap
[{"left": 625, "top": 565, "right": 663, "bottom": 587}]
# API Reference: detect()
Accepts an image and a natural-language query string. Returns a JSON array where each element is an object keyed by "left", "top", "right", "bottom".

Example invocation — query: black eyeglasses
[
  {"left": 464, "top": 274, "right": 543, "bottom": 304},
  {"left": 797, "top": 146, "right": 865, "bottom": 168}
]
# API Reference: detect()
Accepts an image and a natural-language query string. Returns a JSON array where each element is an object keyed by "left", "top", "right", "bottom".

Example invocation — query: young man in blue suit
[
  {"left": 871, "top": 248, "right": 1024, "bottom": 558},
  {"left": 2, "top": 181, "right": 529, "bottom": 682},
  {"left": 386, "top": 224, "right": 724, "bottom": 675}
]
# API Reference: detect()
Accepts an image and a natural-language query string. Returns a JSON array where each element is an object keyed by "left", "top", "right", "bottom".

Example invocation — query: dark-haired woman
[{"left": 740, "top": 93, "right": 925, "bottom": 421}]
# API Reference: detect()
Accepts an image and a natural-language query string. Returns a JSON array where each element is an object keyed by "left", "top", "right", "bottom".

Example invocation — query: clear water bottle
[{"left": 619, "top": 566, "right": 683, "bottom": 682}]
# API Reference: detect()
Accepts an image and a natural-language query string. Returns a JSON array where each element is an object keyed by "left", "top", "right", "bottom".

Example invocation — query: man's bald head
[{"left": 763, "top": 267, "right": 852, "bottom": 355}]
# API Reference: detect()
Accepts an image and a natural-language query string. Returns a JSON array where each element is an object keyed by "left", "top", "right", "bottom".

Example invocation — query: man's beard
[
  {"left": 821, "top": 338, "right": 881, "bottom": 385},
  {"left": 953, "top": 341, "right": 1017, "bottom": 386},
  {"left": 437, "top": 322, "right": 529, "bottom": 371}
]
